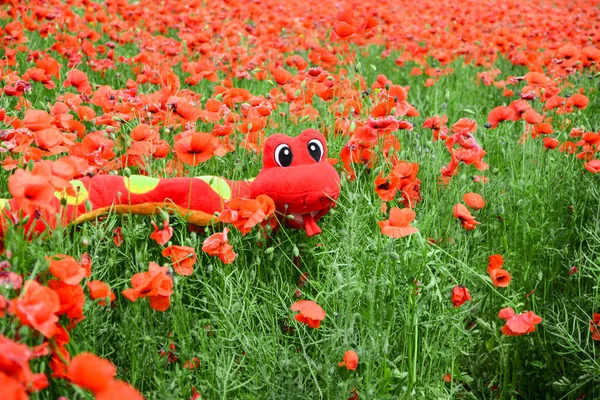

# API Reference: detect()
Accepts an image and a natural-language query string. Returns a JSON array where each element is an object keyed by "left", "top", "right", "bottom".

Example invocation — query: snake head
[{"left": 250, "top": 129, "right": 340, "bottom": 236}]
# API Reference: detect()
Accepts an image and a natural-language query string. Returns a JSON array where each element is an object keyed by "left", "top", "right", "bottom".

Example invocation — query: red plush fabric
[
  {"left": 250, "top": 129, "right": 341, "bottom": 234},
  {"left": 81, "top": 176, "right": 250, "bottom": 215}
]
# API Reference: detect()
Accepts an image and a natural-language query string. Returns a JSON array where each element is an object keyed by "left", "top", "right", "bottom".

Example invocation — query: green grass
[{"left": 1, "top": 13, "right": 600, "bottom": 400}]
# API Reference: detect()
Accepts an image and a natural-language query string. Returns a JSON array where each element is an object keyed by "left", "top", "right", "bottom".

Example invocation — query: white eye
[
  {"left": 274, "top": 144, "right": 293, "bottom": 167},
  {"left": 307, "top": 139, "right": 323, "bottom": 162}
]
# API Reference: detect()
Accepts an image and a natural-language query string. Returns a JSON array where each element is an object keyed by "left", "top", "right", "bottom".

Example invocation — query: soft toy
[{"left": 1, "top": 129, "right": 340, "bottom": 238}]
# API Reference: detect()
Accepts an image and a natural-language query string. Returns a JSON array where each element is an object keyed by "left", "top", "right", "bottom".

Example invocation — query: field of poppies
[{"left": 2, "top": 0, "right": 600, "bottom": 398}]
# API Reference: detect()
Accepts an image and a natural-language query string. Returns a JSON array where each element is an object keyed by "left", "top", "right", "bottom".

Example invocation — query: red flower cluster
[
  {"left": 219, "top": 195, "right": 276, "bottom": 235},
  {"left": 67, "top": 352, "right": 143, "bottom": 399},
  {"left": 498, "top": 307, "right": 542, "bottom": 336},
  {"left": 378, "top": 207, "right": 419, "bottom": 238},
  {"left": 162, "top": 246, "right": 197, "bottom": 276},
  {"left": 122, "top": 262, "right": 174, "bottom": 311},
  {"left": 487, "top": 254, "right": 512, "bottom": 288},
  {"left": 291, "top": 300, "right": 326, "bottom": 329},
  {"left": 202, "top": 228, "right": 236, "bottom": 264},
  {"left": 451, "top": 285, "right": 472, "bottom": 308}
]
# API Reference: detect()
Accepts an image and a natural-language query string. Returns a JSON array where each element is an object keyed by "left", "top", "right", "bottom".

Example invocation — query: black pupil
[
  {"left": 308, "top": 142, "right": 322, "bottom": 162},
  {"left": 278, "top": 146, "right": 293, "bottom": 167}
]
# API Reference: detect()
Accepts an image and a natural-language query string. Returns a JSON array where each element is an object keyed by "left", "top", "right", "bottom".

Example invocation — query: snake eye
[
  {"left": 307, "top": 139, "right": 323, "bottom": 162},
  {"left": 274, "top": 144, "right": 293, "bottom": 167}
]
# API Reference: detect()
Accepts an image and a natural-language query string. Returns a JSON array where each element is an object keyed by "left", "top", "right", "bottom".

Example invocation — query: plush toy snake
[{"left": 2, "top": 129, "right": 340, "bottom": 238}]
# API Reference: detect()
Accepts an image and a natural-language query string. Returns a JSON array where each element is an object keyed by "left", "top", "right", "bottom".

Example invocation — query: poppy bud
[
  {"left": 123, "top": 168, "right": 131, "bottom": 177},
  {"left": 160, "top": 210, "right": 170, "bottom": 221},
  {"left": 85, "top": 200, "right": 93, "bottom": 212}
]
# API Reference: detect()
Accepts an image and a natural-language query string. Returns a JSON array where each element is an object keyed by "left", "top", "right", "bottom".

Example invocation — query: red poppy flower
[
  {"left": 22, "top": 109, "right": 54, "bottom": 131},
  {"left": 590, "top": 313, "right": 600, "bottom": 341},
  {"left": 487, "top": 106, "right": 516, "bottom": 129},
  {"left": 567, "top": 94, "right": 589, "bottom": 109},
  {"left": 487, "top": 254, "right": 504, "bottom": 272},
  {"left": 498, "top": 307, "right": 542, "bottom": 336},
  {"left": 568, "top": 266, "right": 579, "bottom": 276},
  {"left": 174, "top": 132, "right": 219, "bottom": 166},
  {"left": 183, "top": 357, "right": 201, "bottom": 370},
  {"left": 533, "top": 122, "right": 553, "bottom": 136},
  {"left": 113, "top": 227, "right": 124, "bottom": 247},
  {"left": 0, "top": 334, "right": 37, "bottom": 391},
  {"left": 332, "top": 21, "right": 356, "bottom": 38},
  {"left": 489, "top": 268, "right": 512, "bottom": 288},
  {"left": 219, "top": 195, "right": 276, "bottom": 235},
  {"left": 378, "top": 207, "right": 419, "bottom": 238},
  {"left": 0, "top": 371, "right": 28, "bottom": 400},
  {"left": 451, "top": 118, "right": 478, "bottom": 134},
  {"left": 67, "top": 352, "right": 116, "bottom": 394},
  {"left": 8, "top": 168, "right": 56, "bottom": 215},
  {"left": 0, "top": 295, "right": 7, "bottom": 318},
  {"left": 584, "top": 159, "right": 600, "bottom": 174},
  {"left": 338, "top": 350, "right": 358, "bottom": 370},
  {"left": 463, "top": 193, "right": 485, "bottom": 209},
  {"left": 48, "top": 254, "right": 87, "bottom": 286},
  {"left": 374, "top": 173, "right": 399, "bottom": 202},
  {"left": 162, "top": 245, "right": 197, "bottom": 276},
  {"left": 87, "top": 280, "right": 116, "bottom": 306},
  {"left": 95, "top": 380, "right": 144, "bottom": 400},
  {"left": 122, "top": 262, "right": 174, "bottom": 312},
  {"left": 48, "top": 280, "right": 85, "bottom": 324},
  {"left": 291, "top": 300, "right": 326, "bottom": 328},
  {"left": 150, "top": 220, "right": 173, "bottom": 246},
  {"left": 523, "top": 109, "right": 544, "bottom": 124},
  {"left": 130, "top": 124, "right": 159, "bottom": 142},
  {"left": 64, "top": 69, "right": 91, "bottom": 94},
  {"left": 453, "top": 204, "right": 480, "bottom": 230},
  {"left": 202, "top": 228, "right": 236, "bottom": 264},
  {"left": 34, "top": 128, "right": 67, "bottom": 153},
  {"left": 451, "top": 285, "right": 472, "bottom": 308},
  {"left": 543, "top": 137, "right": 560, "bottom": 149},
  {"left": 10, "top": 280, "right": 60, "bottom": 338},
  {"left": 272, "top": 68, "right": 293, "bottom": 85},
  {"left": 285, "top": 55, "right": 308, "bottom": 71}
]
